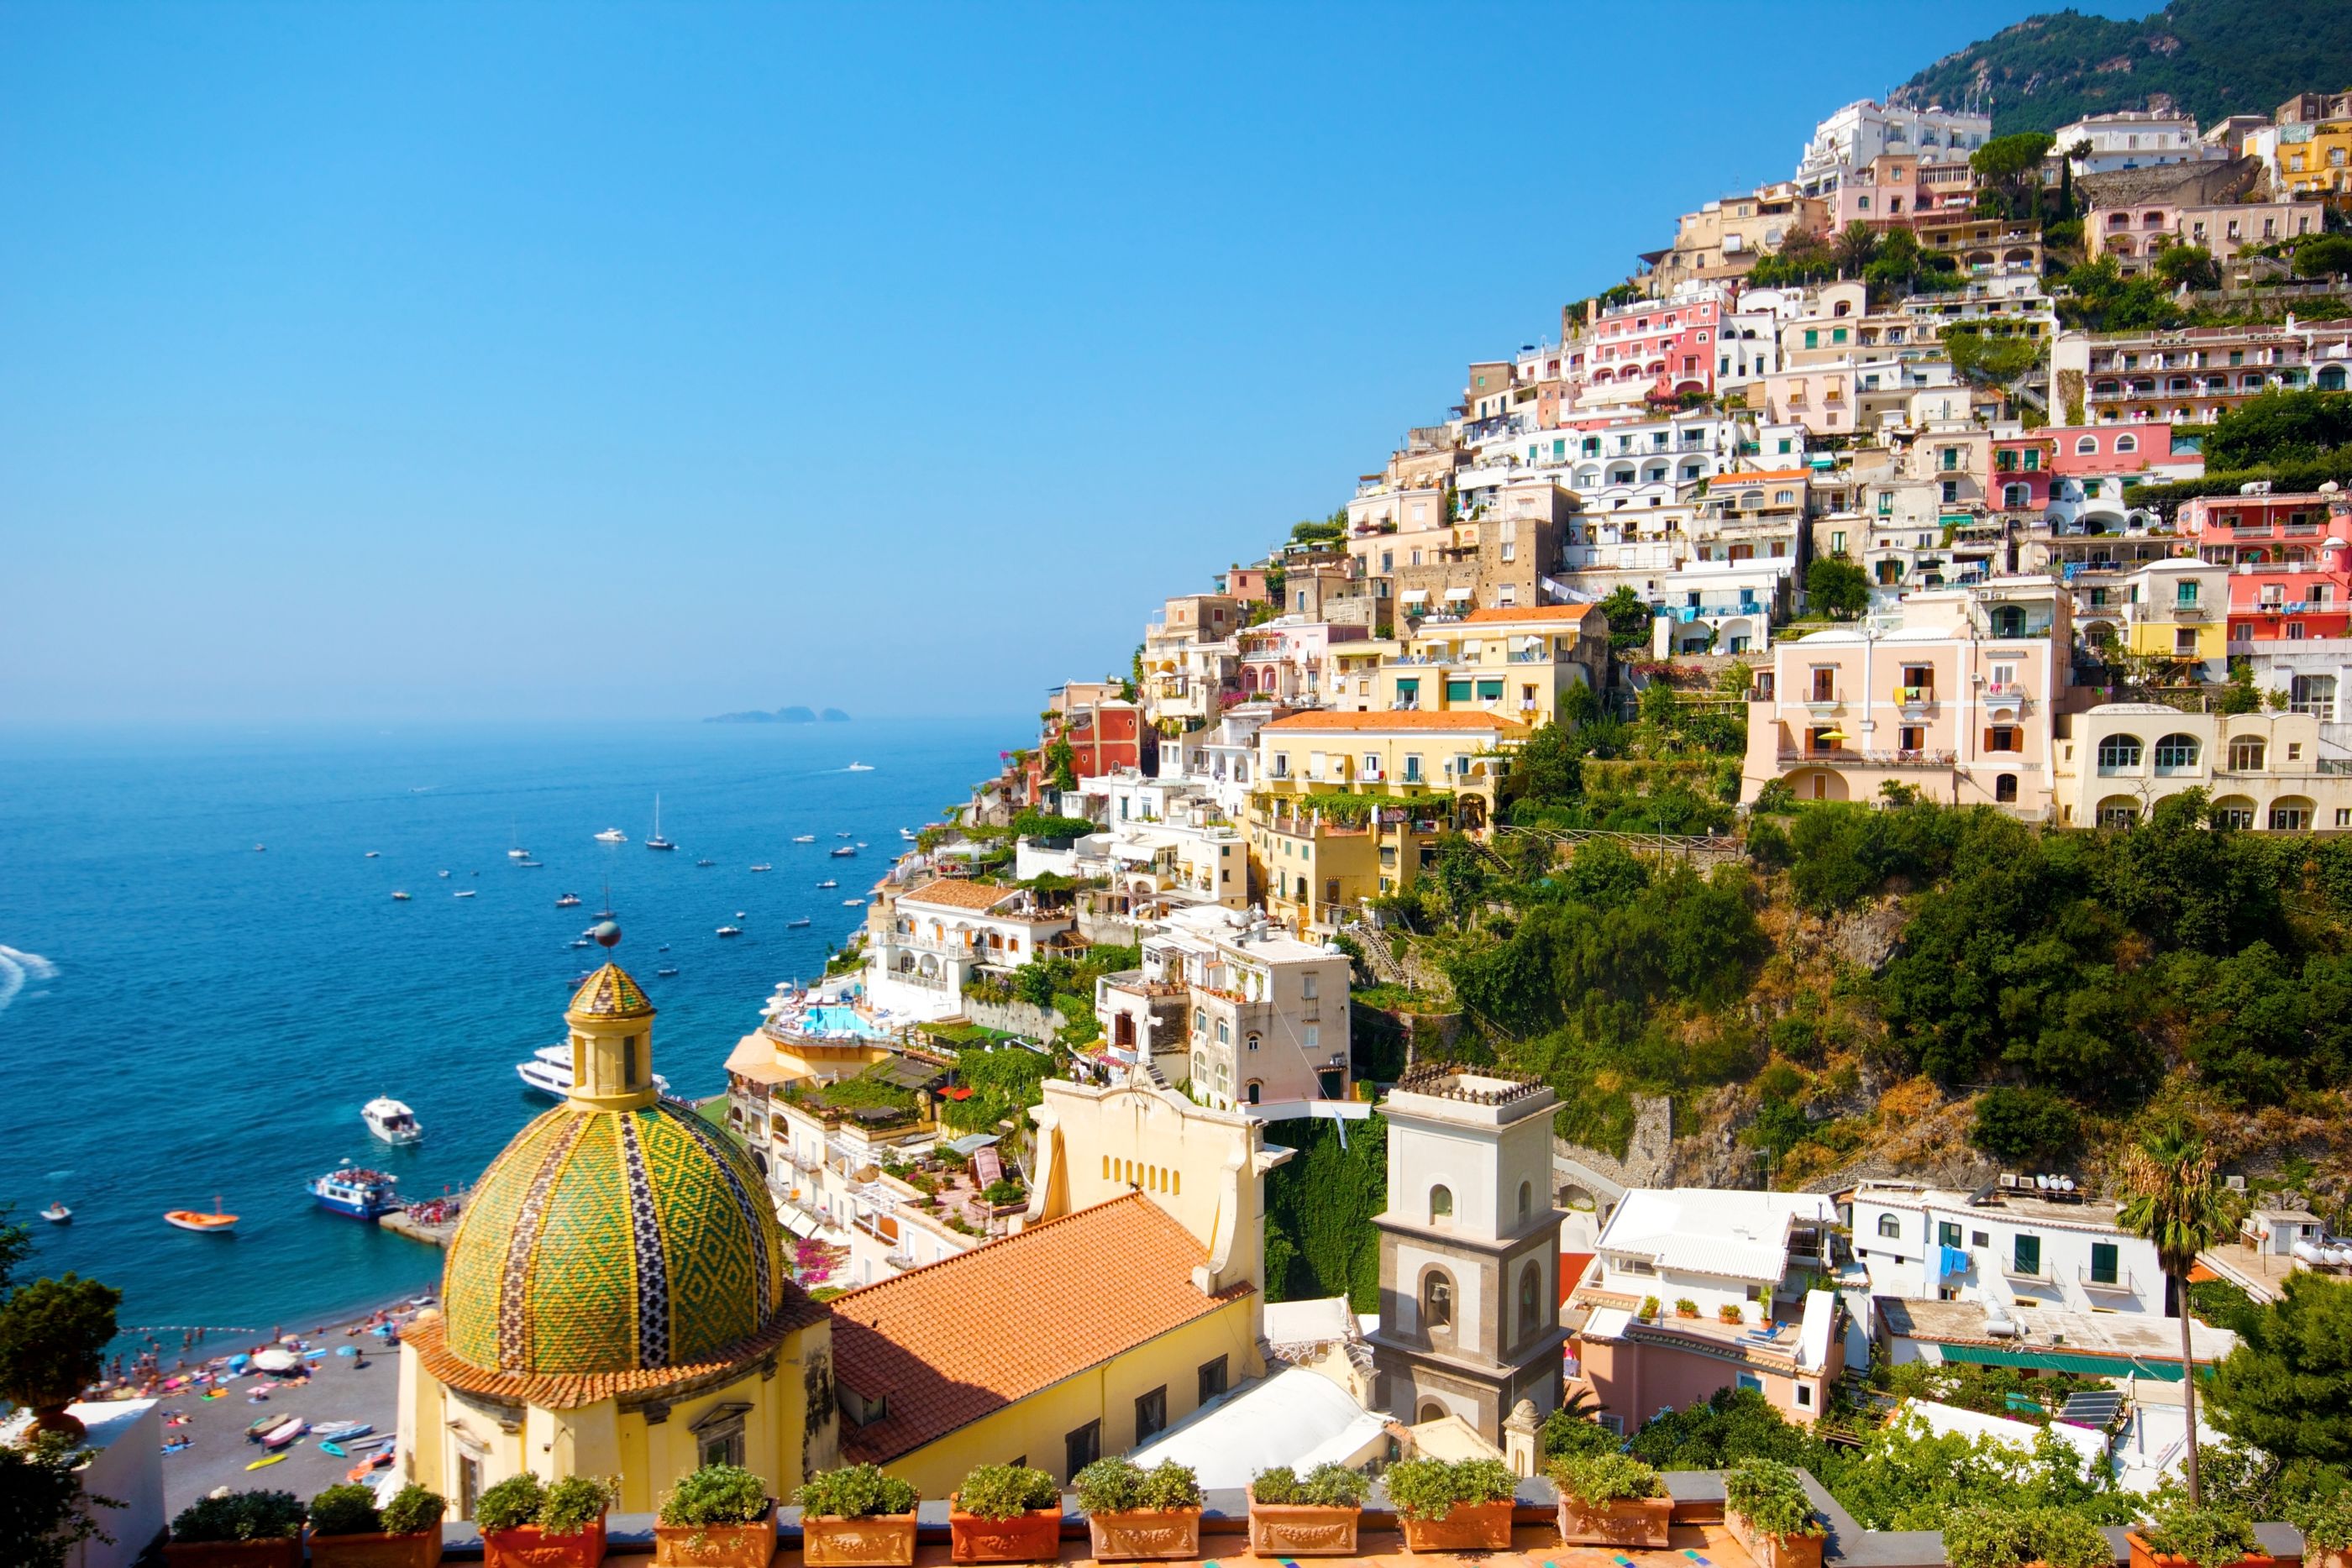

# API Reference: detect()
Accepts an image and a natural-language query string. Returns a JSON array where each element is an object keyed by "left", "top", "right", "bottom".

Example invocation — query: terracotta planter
[
  {"left": 1725, "top": 1508, "right": 1825, "bottom": 1568},
  {"left": 2126, "top": 1533, "right": 2284, "bottom": 1568},
  {"left": 1399, "top": 1498, "right": 1516, "bottom": 1553},
  {"left": 162, "top": 1544, "right": 305, "bottom": 1568},
  {"left": 801, "top": 1508, "right": 919, "bottom": 1568},
  {"left": 1558, "top": 1494, "right": 1674, "bottom": 1549},
  {"left": 481, "top": 1518, "right": 607, "bottom": 1568},
  {"left": 1245, "top": 1492, "right": 1360, "bottom": 1557},
  {"left": 1086, "top": 1507, "right": 1203, "bottom": 1561},
  {"left": 948, "top": 1501, "right": 1064, "bottom": 1564},
  {"left": 309, "top": 1530, "right": 445, "bottom": 1568},
  {"left": 654, "top": 1506, "right": 776, "bottom": 1568}
]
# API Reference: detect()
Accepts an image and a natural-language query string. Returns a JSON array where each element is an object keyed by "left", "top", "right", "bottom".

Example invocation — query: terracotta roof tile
[
  {"left": 1263, "top": 711, "right": 1530, "bottom": 734},
  {"left": 829, "top": 1193, "right": 1250, "bottom": 1464},
  {"left": 1459, "top": 605, "right": 1603, "bottom": 626},
  {"left": 896, "top": 878, "right": 1021, "bottom": 912}
]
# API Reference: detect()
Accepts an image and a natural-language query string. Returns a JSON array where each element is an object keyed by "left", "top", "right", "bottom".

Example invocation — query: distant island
[{"left": 704, "top": 705, "right": 853, "bottom": 724}]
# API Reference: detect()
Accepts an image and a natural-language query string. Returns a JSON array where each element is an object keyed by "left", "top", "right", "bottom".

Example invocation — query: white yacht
[
  {"left": 515, "top": 1044, "right": 668, "bottom": 1099},
  {"left": 594, "top": 827, "right": 627, "bottom": 843},
  {"left": 362, "top": 1097, "right": 423, "bottom": 1145}
]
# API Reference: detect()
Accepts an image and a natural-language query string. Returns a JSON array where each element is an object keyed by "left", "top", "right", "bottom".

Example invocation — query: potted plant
[
  {"left": 1722, "top": 1459, "right": 1824, "bottom": 1568},
  {"left": 2129, "top": 1502, "right": 2270, "bottom": 1568},
  {"left": 948, "top": 1464, "right": 1063, "bottom": 1564},
  {"left": 1719, "top": 1303, "right": 1746, "bottom": 1324},
  {"left": 307, "top": 1483, "right": 448, "bottom": 1568},
  {"left": 1074, "top": 1457, "right": 1203, "bottom": 1561},
  {"left": 0, "top": 1274, "right": 122, "bottom": 1441},
  {"left": 1675, "top": 1298, "right": 1700, "bottom": 1319},
  {"left": 1551, "top": 1453, "right": 1672, "bottom": 1548},
  {"left": 655, "top": 1463, "right": 774, "bottom": 1567},
  {"left": 476, "top": 1473, "right": 617, "bottom": 1568},
  {"left": 795, "top": 1464, "right": 919, "bottom": 1568},
  {"left": 1382, "top": 1456, "right": 1519, "bottom": 1552},
  {"left": 1638, "top": 1296, "right": 1661, "bottom": 1322},
  {"left": 164, "top": 1490, "right": 307, "bottom": 1568},
  {"left": 2292, "top": 1494, "right": 2352, "bottom": 1568},
  {"left": 1247, "top": 1463, "right": 1367, "bottom": 1557}
]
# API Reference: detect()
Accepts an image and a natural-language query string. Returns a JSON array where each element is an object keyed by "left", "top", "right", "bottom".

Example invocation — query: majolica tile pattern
[
  {"left": 569, "top": 962, "right": 654, "bottom": 1019},
  {"left": 444, "top": 1099, "right": 788, "bottom": 1376}
]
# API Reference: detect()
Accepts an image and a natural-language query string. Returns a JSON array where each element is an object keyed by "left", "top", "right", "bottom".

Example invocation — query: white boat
[
  {"left": 829, "top": 845, "right": 858, "bottom": 858},
  {"left": 391, "top": 891, "right": 411, "bottom": 901},
  {"left": 507, "top": 847, "right": 529, "bottom": 859},
  {"left": 843, "top": 898, "right": 865, "bottom": 907},
  {"left": 716, "top": 925, "right": 743, "bottom": 938},
  {"left": 900, "top": 828, "right": 916, "bottom": 841},
  {"left": 790, "top": 834, "right": 816, "bottom": 844},
  {"left": 454, "top": 889, "right": 477, "bottom": 899},
  {"left": 365, "top": 851, "right": 380, "bottom": 858},
  {"left": 39, "top": 1203, "right": 69, "bottom": 1225},
  {"left": 846, "top": 762, "right": 874, "bottom": 772},
  {"left": 787, "top": 916, "right": 811, "bottom": 928},
  {"left": 556, "top": 893, "right": 582, "bottom": 907},
  {"left": 594, "top": 828, "right": 627, "bottom": 843},
  {"left": 362, "top": 1097, "right": 423, "bottom": 1145},
  {"left": 816, "top": 878, "right": 837, "bottom": 889},
  {"left": 516, "top": 1044, "right": 666, "bottom": 1099},
  {"left": 645, "top": 794, "right": 675, "bottom": 852},
  {"left": 749, "top": 863, "right": 773, "bottom": 873}
]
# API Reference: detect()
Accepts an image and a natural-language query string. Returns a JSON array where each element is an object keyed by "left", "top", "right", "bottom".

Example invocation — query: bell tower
[{"left": 564, "top": 923, "right": 658, "bottom": 1111}]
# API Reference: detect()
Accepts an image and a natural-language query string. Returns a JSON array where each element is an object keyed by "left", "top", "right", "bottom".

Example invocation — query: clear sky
[{"left": 1, "top": 1, "right": 2156, "bottom": 724}]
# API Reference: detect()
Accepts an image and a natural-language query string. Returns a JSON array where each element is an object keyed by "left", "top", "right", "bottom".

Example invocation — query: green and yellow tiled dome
[
  {"left": 440, "top": 1098, "right": 790, "bottom": 1377},
  {"left": 569, "top": 962, "right": 653, "bottom": 1020}
]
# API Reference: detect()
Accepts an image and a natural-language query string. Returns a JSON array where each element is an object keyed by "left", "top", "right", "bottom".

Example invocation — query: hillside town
[{"left": 25, "top": 63, "right": 2352, "bottom": 1568}]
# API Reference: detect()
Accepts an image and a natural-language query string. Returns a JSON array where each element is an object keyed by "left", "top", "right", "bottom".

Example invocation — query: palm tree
[
  {"left": 2117, "top": 1118, "right": 2234, "bottom": 1503},
  {"left": 1835, "top": 221, "right": 1881, "bottom": 279}
]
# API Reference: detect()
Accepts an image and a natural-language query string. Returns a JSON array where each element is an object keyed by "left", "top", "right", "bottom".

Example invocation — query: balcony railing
[
  {"left": 2081, "top": 1267, "right": 2141, "bottom": 1294},
  {"left": 1778, "top": 747, "right": 1958, "bottom": 768}
]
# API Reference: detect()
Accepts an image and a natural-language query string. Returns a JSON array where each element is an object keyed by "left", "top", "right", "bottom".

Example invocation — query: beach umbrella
[
  {"left": 251, "top": 1349, "right": 299, "bottom": 1373},
  {"left": 335, "top": 1345, "right": 359, "bottom": 1357}
]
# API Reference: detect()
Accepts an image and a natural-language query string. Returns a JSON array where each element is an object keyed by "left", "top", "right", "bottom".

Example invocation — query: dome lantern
[{"left": 564, "top": 962, "right": 659, "bottom": 1110}]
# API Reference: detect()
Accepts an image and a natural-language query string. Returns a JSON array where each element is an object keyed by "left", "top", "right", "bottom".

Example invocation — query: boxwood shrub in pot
[
  {"left": 307, "top": 1481, "right": 449, "bottom": 1568},
  {"left": 1075, "top": 1458, "right": 1203, "bottom": 1561},
  {"left": 654, "top": 1463, "right": 774, "bottom": 1568},
  {"left": 1247, "top": 1464, "right": 1368, "bottom": 1557},
  {"left": 164, "top": 1489, "right": 307, "bottom": 1568},
  {"left": 949, "top": 1464, "right": 1063, "bottom": 1564},
  {"left": 2131, "top": 1502, "right": 2266, "bottom": 1568},
  {"left": 1722, "top": 1459, "right": 1823, "bottom": 1568},
  {"left": 795, "top": 1465, "right": 919, "bottom": 1568},
  {"left": 1551, "top": 1453, "right": 1672, "bottom": 1549},
  {"left": 2293, "top": 1495, "right": 2352, "bottom": 1568},
  {"left": 475, "top": 1473, "right": 616, "bottom": 1568},
  {"left": 1383, "top": 1456, "right": 1518, "bottom": 1552}
]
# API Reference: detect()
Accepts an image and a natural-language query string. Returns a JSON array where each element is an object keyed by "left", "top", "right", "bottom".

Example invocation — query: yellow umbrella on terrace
[{"left": 1816, "top": 729, "right": 1848, "bottom": 743}]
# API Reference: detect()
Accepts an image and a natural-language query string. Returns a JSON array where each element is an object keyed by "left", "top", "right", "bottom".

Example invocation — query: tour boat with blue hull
[{"left": 310, "top": 1165, "right": 402, "bottom": 1220}]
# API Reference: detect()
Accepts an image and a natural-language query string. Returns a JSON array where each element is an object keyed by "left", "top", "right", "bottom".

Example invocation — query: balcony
[
  {"left": 1897, "top": 686, "right": 1935, "bottom": 716},
  {"left": 2081, "top": 1267, "right": 2142, "bottom": 1296},
  {"left": 1803, "top": 691, "right": 1841, "bottom": 714},
  {"left": 1778, "top": 747, "right": 1958, "bottom": 768}
]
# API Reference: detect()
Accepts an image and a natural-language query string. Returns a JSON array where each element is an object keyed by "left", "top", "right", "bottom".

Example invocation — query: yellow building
[
  {"left": 397, "top": 962, "right": 838, "bottom": 1518},
  {"left": 1249, "top": 710, "right": 1527, "bottom": 931},
  {"left": 2281, "top": 121, "right": 2352, "bottom": 196},
  {"left": 825, "top": 1078, "right": 1287, "bottom": 1496},
  {"left": 2124, "top": 557, "right": 2229, "bottom": 682},
  {"left": 1373, "top": 605, "right": 1608, "bottom": 726}
]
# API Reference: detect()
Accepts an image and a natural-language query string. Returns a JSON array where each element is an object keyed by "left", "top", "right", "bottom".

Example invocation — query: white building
[
  {"left": 1851, "top": 1179, "right": 2169, "bottom": 1317},
  {"left": 1796, "top": 99, "right": 1992, "bottom": 196},
  {"left": 866, "top": 878, "right": 1075, "bottom": 1020},
  {"left": 2052, "top": 111, "right": 2225, "bottom": 176},
  {"left": 1589, "top": 1188, "right": 1840, "bottom": 1322}
]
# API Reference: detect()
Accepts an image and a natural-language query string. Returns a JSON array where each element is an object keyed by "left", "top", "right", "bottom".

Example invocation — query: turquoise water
[
  {"left": 793, "top": 1004, "right": 890, "bottom": 1038},
  {"left": 0, "top": 719, "right": 1013, "bottom": 1351}
]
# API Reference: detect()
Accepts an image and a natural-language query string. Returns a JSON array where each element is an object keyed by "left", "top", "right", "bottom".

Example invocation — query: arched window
[
  {"left": 1519, "top": 1261, "right": 1544, "bottom": 1338},
  {"left": 2076, "top": 436, "right": 2100, "bottom": 454},
  {"left": 1422, "top": 1272, "right": 1453, "bottom": 1329},
  {"left": 1518, "top": 1181, "right": 1533, "bottom": 1222},
  {"left": 2097, "top": 734, "right": 2144, "bottom": 773},
  {"left": 1245, "top": 1080, "right": 1262, "bottom": 1104},
  {"left": 2115, "top": 434, "right": 2139, "bottom": 454},
  {"left": 1246, "top": 1032, "right": 1260, "bottom": 1053},
  {"left": 2229, "top": 737, "right": 2267, "bottom": 772},
  {"left": 1419, "top": 1401, "right": 1447, "bottom": 1423},
  {"left": 1430, "top": 1185, "right": 1454, "bottom": 1225},
  {"left": 1877, "top": 1214, "right": 1902, "bottom": 1239},
  {"left": 1992, "top": 605, "right": 2025, "bottom": 637},
  {"left": 2153, "top": 733, "right": 2201, "bottom": 774},
  {"left": 1996, "top": 774, "right": 2019, "bottom": 804}
]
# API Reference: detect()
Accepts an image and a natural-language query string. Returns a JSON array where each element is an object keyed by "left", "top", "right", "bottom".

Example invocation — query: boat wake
[{"left": 0, "top": 946, "right": 59, "bottom": 1019}]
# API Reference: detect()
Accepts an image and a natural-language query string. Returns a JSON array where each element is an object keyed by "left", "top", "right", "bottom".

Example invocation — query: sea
[{"left": 0, "top": 717, "right": 1021, "bottom": 1355}]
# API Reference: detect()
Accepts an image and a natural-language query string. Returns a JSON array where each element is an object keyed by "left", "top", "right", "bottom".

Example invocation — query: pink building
[
  {"left": 2182, "top": 491, "right": 2352, "bottom": 642},
  {"left": 1829, "top": 153, "right": 1981, "bottom": 232},
  {"left": 1990, "top": 434, "right": 2056, "bottom": 513},
  {"left": 1742, "top": 581, "right": 2073, "bottom": 815},
  {"left": 1235, "top": 618, "right": 1368, "bottom": 705},
  {"left": 2046, "top": 422, "right": 2188, "bottom": 477},
  {"left": 1572, "top": 294, "right": 1721, "bottom": 401}
]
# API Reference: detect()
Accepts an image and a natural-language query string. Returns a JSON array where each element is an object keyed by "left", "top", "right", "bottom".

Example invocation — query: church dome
[
  {"left": 440, "top": 1098, "right": 792, "bottom": 1380},
  {"left": 569, "top": 962, "right": 653, "bottom": 1020}
]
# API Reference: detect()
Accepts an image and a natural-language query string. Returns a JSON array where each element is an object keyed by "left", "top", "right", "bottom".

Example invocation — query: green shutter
[
  {"left": 2013, "top": 1235, "right": 2041, "bottom": 1276},
  {"left": 1476, "top": 679, "right": 1504, "bottom": 699},
  {"left": 1445, "top": 679, "right": 1473, "bottom": 701},
  {"left": 2091, "top": 1242, "right": 2118, "bottom": 1285}
]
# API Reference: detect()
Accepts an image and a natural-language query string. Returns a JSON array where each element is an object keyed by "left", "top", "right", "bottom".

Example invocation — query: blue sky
[{"left": 0, "top": 1, "right": 2155, "bottom": 723}]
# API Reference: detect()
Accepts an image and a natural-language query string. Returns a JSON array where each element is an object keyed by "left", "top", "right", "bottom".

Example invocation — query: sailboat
[
  {"left": 645, "top": 794, "right": 676, "bottom": 852},
  {"left": 507, "top": 821, "right": 529, "bottom": 860}
]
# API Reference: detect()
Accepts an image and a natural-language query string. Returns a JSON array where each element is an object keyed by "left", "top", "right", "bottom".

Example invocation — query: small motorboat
[
  {"left": 836, "top": 831, "right": 853, "bottom": 839},
  {"left": 569, "top": 937, "right": 592, "bottom": 949},
  {"left": 696, "top": 857, "right": 715, "bottom": 867},
  {"left": 843, "top": 898, "right": 866, "bottom": 907},
  {"left": 594, "top": 908, "right": 617, "bottom": 920},
  {"left": 517, "top": 860, "right": 543, "bottom": 868},
  {"left": 39, "top": 1203, "right": 70, "bottom": 1225},
  {"left": 846, "top": 762, "right": 874, "bottom": 772},
  {"left": 453, "top": 889, "right": 477, "bottom": 899},
  {"left": 816, "top": 878, "right": 837, "bottom": 889},
  {"left": 658, "top": 942, "right": 669, "bottom": 950},
  {"left": 594, "top": 828, "right": 627, "bottom": 843},
  {"left": 716, "top": 925, "right": 743, "bottom": 938},
  {"left": 749, "top": 863, "right": 773, "bottom": 873},
  {"left": 787, "top": 916, "right": 811, "bottom": 929},
  {"left": 365, "top": 851, "right": 380, "bottom": 857},
  {"left": 900, "top": 828, "right": 916, "bottom": 841},
  {"left": 391, "top": 890, "right": 411, "bottom": 901},
  {"left": 829, "top": 845, "right": 858, "bottom": 858},
  {"left": 508, "top": 847, "right": 530, "bottom": 861},
  {"left": 855, "top": 842, "right": 868, "bottom": 849},
  {"left": 556, "top": 893, "right": 582, "bottom": 908},
  {"left": 254, "top": 844, "right": 266, "bottom": 852},
  {"left": 437, "top": 870, "right": 449, "bottom": 878},
  {"left": 656, "top": 967, "right": 680, "bottom": 977},
  {"left": 165, "top": 1200, "right": 238, "bottom": 1234},
  {"left": 363, "top": 1097, "right": 423, "bottom": 1144},
  {"left": 790, "top": 834, "right": 816, "bottom": 844}
]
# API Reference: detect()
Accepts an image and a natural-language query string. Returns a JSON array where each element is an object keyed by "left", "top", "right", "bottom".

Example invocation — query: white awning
[
  {"left": 1446, "top": 585, "right": 1474, "bottom": 600},
  {"left": 1400, "top": 590, "right": 1429, "bottom": 603}
]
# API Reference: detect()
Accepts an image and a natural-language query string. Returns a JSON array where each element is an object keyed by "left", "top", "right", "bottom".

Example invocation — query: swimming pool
[{"left": 793, "top": 1004, "right": 890, "bottom": 1038}]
